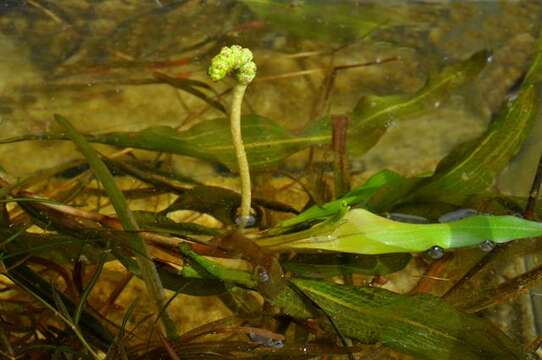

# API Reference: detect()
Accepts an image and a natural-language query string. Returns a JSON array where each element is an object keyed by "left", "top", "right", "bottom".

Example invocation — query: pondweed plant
[{"left": 1, "top": 34, "right": 542, "bottom": 359}]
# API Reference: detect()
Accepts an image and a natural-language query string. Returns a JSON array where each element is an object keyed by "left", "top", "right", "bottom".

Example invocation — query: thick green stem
[{"left": 230, "top": 83, "right": 252, "bottom": 227}]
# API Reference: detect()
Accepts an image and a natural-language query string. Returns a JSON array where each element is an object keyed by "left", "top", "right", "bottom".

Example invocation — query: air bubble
[
  {"left": 438, "top": 208, "right": 478, "bottom": 223},
  {"left": 249, "top": 333, "right": 284, "bottom": 348},
  {"left": 235, "top": 214, "right": 256, "bottom": 227},
  {"left": 434, "top": 101, "right": 441, "bottom": 108},
  {"left": 479, "top": 240, "right": 496, "bottom": 252},
  {"left": 426, "top": 245, "right": 444, "bottom": 260},
  {"left": 258, "top": 269, "right": 270, "bottom": 283},
  {"left": 388, "top": 212, "right": 429, "bottom": 224}
]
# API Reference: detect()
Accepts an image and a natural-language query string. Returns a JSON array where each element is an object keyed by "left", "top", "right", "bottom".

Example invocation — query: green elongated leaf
[
  {"left": 282, "top": 252, "right": 411, "bottom": 278},
  {"left": 133, "top": 211, "right": 221, "bottom": 236},
  {"left": 178, "top": 244, "right": 257, "bottom": 289},
  {"left": 174, "top": 115, "right": 321, "bottom": 171},
  {"left": 292, "top": 278, "right": 525, "bottom": 360},
  {"left": 54, "top": 114, "right": 177, "bottom": 338},
  {"left": 302, "top": 51, "right": 488, "bottom": 156},
  {"left": 408, "top": 84, "right": 540, "bottom": 204},
  {"left": 241, "top": 0, "right": 408, "bottom": 42},
  {"left": 273, "top": 169, "right": 404, "bottom": 231},
  {"left": 350, "top": 50, "right": 488, "bottom": 149},
  {"left": 86, "top": 116, "right": 322, "bottom": 172},
  {"left": 5, "top": 261, "right": 114, "bottom": 349},
  {"left": 0, "top": 53, "right": 486, "bottom": 173},
  {"left": 259, "top": 208, "right": 542, "bottom": 254},
  {"left": 162, "top": 185, "right": 297, "bottom": 225}
]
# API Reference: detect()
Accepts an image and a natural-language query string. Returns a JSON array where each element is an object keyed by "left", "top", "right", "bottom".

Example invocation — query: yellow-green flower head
[{"left": 208, "top": 45, "right": 257, "bottom": 85}]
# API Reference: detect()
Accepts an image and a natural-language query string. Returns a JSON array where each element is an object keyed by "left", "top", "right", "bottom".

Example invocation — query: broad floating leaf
[
  {"left": 260, "top": 208, "right": 542, "bottom": 255},
  {"left": 292, "top": 278, "right": 525, "bottom": 360}
]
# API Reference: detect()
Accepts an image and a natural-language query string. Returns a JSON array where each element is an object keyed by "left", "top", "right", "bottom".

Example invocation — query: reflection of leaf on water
[{"left": 292, "top": 278, "right": 525, "bottom": 360}]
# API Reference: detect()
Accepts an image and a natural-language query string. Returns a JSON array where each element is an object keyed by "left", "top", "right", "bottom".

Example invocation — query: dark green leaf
[
  {"left": 133, "top": 211, "right": 221, "bottom": 236},
  {"left": 409, "top": 84, "right": 540, "bottom": 204},
  {"left": 292, "top": 278, "right": 525, "bottom": 360},
  {"left": 282, "top": 252, "right": 411, "bottom": 278}
]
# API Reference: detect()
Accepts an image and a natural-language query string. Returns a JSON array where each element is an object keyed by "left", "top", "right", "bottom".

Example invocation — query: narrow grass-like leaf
[
  {"left": 6, "top": 264, "right": 106, "bottom": 358},
  {"left": 178, "top": 244, "right": 257, "bottom": 288},
  {"left": 74, "top": 253, "right": 106, "bottom": 326},
  {"left": 153, "top": 72, "right": 226, "bottom": 114},
  {"left": 54, "top": 114, "right": 177, "bottom": 338},
  {"left": 292, "top": 278, "right": 525, "bottom": 360}
]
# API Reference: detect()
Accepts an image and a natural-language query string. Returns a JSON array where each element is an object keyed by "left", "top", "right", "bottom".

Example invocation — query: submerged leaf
[
  {"left": 282, "top": 252, "right": 411, "bottom": 278},
  {"left": 0, "top": 53, "right": 487, "bottom": 173},
  {"left": 260, "top": 208, "right": 542, "bottom": 254},
  {"left": 350, "top": 50, "right": 488, "bottom": 152},
  {"left": 273, "top": 169, "right": 404, "bottom": 230},
  {"left": 302, "top": 51, "right": 488, "bottom": 157},
  {"left": 292, "top": 278, "right": 525, "bottom": 360},
  {"left": 241, "top": 0, "right": 395, "bottom": 42},
  {"left": 409, "top": 84, "right": 540, "bottom": 204}
]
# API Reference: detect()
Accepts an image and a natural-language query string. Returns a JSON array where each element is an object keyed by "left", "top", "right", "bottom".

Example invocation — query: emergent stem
[
  {"left": 231, "top": 83, "right": 252, "bottom": 227},
  {"left": 208, "top": 45, "right": 256, "bottom": 228}
]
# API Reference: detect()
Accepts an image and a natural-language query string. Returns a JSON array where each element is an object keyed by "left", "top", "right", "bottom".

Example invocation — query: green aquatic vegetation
[
  {"left": 54, "top": 115, "right": 178, "bottom": 338},
  {"left": 0, "top": 51, "right": 486, "bottom": 173},
  {"left": 272, "top": 169, "right": 404, "bottom": 231},
  {"left": 260, "top": 207, "right": 542, "bottom": 255},
  {"left": 292, "top": 278, "right": 525, "bottom": 360},
  {"left": 408, "top": 84, "right": 540, "bottom": 204},
  {"left": 240, "top": 0, "right": 411, "bottom": 42},
  {"left": 1, "top": 26, "right": 542, "bottom": 360}
]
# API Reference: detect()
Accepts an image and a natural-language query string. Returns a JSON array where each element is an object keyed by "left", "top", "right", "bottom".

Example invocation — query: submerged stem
[
  {"left": 230, "top": 83, "right": 252, "bottom": 226},
  {"left": 208, "top": 45, "right": 257, "bottom": 228}
]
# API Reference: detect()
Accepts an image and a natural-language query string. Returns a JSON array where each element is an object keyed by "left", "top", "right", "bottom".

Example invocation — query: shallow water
[{"left": 0, "top": 0, "right": 541, "bottom": 355}]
